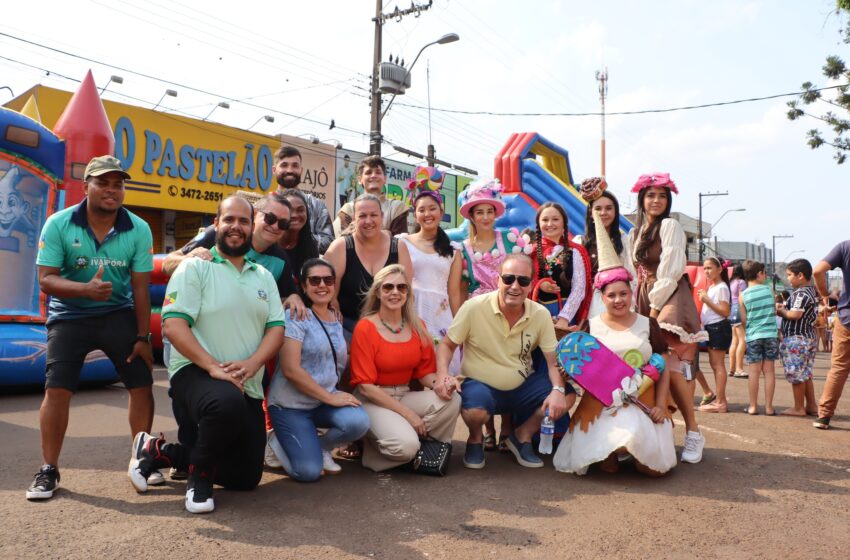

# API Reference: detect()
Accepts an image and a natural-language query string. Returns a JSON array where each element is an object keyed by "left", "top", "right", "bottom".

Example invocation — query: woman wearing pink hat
[{"left": 630, "top": 173, "right": 708, "bottom": 464}]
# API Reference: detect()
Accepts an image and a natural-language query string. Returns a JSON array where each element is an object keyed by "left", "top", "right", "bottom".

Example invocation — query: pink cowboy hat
[{"left": 458, "top": 178, "right": 506, "bottom": 220}]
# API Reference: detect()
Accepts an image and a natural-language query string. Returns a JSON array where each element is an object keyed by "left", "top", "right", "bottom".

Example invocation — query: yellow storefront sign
[{"left": 7, "top": 86, "right": 337, "bottom": 215}]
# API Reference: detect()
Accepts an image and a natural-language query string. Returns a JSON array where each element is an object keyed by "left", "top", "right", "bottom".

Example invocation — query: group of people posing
[{"left": 27, "top": 148, "right": 848, "bottom": 517}]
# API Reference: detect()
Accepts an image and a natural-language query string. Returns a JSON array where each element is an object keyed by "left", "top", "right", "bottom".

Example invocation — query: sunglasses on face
[
  {"left": 500, "top": 274, "right": 532, "bottom": 287},
  {"left": 380, "top": 282, "right": 409, "bottom": 294},
  {"left": 306, "top": 275, "right": 335, "bottom": 287},
  {"left": 262, "top": 211, "right": 290, "bottom": 230}
]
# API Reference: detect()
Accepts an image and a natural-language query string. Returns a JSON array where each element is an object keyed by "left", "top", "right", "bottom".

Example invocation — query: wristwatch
[
  {"left": 135, "top": 333, "right": 152, "bottom": 344},
  {"left": 551, "top": 385, "right": 566, "bottom": 395}
]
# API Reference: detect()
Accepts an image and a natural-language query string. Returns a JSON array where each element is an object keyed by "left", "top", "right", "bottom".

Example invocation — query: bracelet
[{"left": 551, "top": 386, "right": 566, "bottom": 394}]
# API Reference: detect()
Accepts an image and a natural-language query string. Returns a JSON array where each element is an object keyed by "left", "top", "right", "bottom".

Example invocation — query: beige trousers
[{"left": 357, "top": 385, "right": 461, "bottom": 472}]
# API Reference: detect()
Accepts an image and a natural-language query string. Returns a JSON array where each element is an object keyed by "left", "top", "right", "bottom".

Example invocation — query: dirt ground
[{"left": 2, "top": 352, "right": 850, "bottom": 560}]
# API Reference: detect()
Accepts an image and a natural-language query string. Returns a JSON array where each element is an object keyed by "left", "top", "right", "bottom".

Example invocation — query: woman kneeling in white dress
[{"left": 553, "top": 210, "right": 676, "bottom": 476}]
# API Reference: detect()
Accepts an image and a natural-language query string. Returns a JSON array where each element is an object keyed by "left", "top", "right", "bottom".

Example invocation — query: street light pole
[
  {"left": 369, "top": 0, "right": 383, "bottom": 155},
  {"left": 698, "top": 191, "right": 728, "bottom": 262},
  {"left": 771, "top": 234, "right": 794, "bottom": 290}
]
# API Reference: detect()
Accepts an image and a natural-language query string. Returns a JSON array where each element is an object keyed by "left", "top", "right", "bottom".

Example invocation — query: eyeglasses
[
  {"left": 500, "top": 274, "right": 532, "bottom": 287},
  {"left": 262, "top": 211, "right": 290, "bottom": 230},
  {"left": 380, "top": 282, "right": 409, "bottom": 294},
  {"left": 306, "top": 275, "right": 335, "bottom": 287}
]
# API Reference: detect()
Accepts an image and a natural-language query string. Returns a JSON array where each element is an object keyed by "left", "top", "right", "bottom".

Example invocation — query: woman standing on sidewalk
[
  {"left": 728, "top": 264, "right": 748, "bottom": 377},
  {"left": 630, "top": 173, "right": 708, "bottom": 463}
]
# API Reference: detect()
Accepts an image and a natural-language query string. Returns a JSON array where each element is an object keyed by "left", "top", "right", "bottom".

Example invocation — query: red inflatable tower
[{"left": 53, "top": 70, "right": 115, "bottom": 207}]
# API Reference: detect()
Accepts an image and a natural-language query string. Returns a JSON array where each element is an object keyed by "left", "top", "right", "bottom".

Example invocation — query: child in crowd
[
  {"left": 775, "top": 259, "right": 818, "bottom": 416},
  {"left": 739, "top": 260, "right": 778, "bottom": 415}
]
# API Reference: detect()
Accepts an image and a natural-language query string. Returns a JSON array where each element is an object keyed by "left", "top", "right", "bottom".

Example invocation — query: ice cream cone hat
[{"left": 592, "top": 208, "right": 633, "bottom": 290}]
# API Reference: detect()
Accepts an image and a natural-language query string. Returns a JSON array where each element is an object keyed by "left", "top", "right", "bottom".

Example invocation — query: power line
[{"left": 394, "top": 83, "right": 850, "bottom": 117}]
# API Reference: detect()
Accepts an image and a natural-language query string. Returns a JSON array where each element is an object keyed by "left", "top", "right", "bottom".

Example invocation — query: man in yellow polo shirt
[
  {"left": 128, "top": 196, "right": 285, "bottom": 514},
  {"left": 435, "top": 254, "right": 574, "bottom": 470}
]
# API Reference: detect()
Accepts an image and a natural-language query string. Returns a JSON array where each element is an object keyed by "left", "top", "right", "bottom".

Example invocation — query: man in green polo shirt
[
  {"left": 128, "top": 195, "right": 285, "bottom": 514},
  {"left": 434, "top": 254, "right": 574, "bottom": 470},
  {"left": 26, "top": 155, "right": 155, "bottom": 501}
]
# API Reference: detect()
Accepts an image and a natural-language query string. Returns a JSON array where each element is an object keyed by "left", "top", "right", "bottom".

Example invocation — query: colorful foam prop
[{"left": 556, "top": 331, "right": 665, "bottom": 411}]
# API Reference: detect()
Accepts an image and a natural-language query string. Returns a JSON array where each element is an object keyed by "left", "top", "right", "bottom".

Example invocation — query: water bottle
[{"left": 539, "top": 410, "right": 554, "bottom": 455}]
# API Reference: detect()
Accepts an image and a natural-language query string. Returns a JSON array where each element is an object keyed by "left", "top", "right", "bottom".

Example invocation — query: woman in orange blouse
[{"left": 350, "top": 264, "right": 461, "bottom": 472}]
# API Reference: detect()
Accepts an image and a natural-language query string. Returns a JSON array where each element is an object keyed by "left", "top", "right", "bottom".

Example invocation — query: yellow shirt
[{"left": 447, "top": 291, "right": 557, "bottom": 391}]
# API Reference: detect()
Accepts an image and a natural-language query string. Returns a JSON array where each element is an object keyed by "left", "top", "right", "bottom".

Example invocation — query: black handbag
[{"left": 404, "top": 439, "right": 452, "bottom": 476}]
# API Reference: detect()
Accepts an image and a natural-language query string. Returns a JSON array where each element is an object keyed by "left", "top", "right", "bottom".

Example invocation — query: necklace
[{"left": 380, "top": 316, "right": 405, "bottom": 334}]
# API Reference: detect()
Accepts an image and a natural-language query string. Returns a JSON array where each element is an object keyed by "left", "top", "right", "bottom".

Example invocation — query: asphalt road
[{"left": 2, "top": 352, "right": 850, "bottom": 559}]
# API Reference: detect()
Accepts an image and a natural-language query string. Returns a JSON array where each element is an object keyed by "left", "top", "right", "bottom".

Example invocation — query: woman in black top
[{"left": 324, "top": 193, "right": 412, "bottom": 337}]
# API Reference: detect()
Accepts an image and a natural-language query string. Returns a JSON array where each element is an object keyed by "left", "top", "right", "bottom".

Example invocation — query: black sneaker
[
  {"left": 185, "top": 465, "right": 214, "bottom": 514},
  {"left": 129, "top": 432, "right": 172, "bottom": 493},
  {"left": 26, "top": 465, "right": 60, "bottom": 500},
  {"left": 813, "top": 417, "right": 831, "bottom": 430}
]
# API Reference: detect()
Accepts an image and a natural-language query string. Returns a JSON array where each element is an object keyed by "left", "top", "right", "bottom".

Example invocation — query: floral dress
[
  {"left": 400, "top": 236, "right": 461, "bottom": 375},
  {"left": 459, "top": 230, "right": 517, "bottom": 296},
  {"left": 532, "top": 237, "right": 592, "bottom": 325}
]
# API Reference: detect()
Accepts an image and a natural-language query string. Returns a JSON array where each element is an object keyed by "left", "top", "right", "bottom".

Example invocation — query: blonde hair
[{"left": 360, "top": 264, "right": 430, "bottom": 346}]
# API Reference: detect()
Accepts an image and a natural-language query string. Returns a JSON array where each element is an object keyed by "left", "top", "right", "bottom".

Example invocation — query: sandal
[
  {"left": 700, "top": 394, "right": 717, "bottom": 406},
  {"left": 337, "top": 441, "right": 362, "bottom": 460},
  {"left": 483, "top": 433, "right": 497, "bottom": 452},
  {"left": 497, "top": 435, "right": 510, "bottom": 453},
  {"left": 698, "top": 402, "right": 727, "bottom": 413}
]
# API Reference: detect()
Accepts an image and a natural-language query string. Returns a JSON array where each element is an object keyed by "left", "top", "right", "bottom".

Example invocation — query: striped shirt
[
  {"left": 742, "top": 283, "right": 778, "bottom": 342},
  {"left": 781, "top": 286, "right": 817, "bottom": 339}
]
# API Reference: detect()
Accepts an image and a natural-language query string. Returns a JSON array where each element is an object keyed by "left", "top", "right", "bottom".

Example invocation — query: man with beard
[
  {"left": 27, "top": 156, "right": 154, "bottom": 500},
  {"left": 162, "top": 192, "right": 303, "bottom": 314},
  {"left": 273, "top": 146, "right": 334, "bottom": 253},
  {"left": 129, "top": 195, "right": 285, "bottom": 513}
]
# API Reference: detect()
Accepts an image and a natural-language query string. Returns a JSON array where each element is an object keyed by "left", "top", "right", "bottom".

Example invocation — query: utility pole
[
  {"left": 698, "top": 191, "right": 728, "bottom": 263},
  {"left": 369, "top": 0, "right": 434, "bottom": 156},
  {"left": 426, "top": 60, "right": 435, "bottom": 166},
  {"left": 596, "top": 68, "right": 608, "bottom": 177}
]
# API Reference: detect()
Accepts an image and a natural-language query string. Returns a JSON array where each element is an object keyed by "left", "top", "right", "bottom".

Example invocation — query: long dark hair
[
  {"left": 534, "top": 202, "right": 573, "bottom": 289},
  {"left": 705, "top": 256, "right": 730, "bottom": 289},
  {"left": 298, "top": 258, "right": 335, "bottom": 307},
  {"left": 634, "top": 187, "right": 672, "bottom": 264},
  {"left": 731, "top": 263, "right": 744, "bottom": 281},
  {"left": 583, "top": 191, "right": 624, "bottom": 276},
  {"left": 412, "top": 195, "right": 453, "bottom": 258},
  {"left": 281, "top": 188, "right": 319, "bottom": 277}
]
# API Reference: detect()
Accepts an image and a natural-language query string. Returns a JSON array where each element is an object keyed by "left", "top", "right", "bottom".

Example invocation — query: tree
[{"left": 787, "top": 1, "right": 850, "bottom": 163}]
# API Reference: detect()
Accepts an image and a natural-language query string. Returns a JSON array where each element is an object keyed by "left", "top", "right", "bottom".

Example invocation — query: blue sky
[{"left": 1, "top": 0, "right": 847, "bottom": 264}]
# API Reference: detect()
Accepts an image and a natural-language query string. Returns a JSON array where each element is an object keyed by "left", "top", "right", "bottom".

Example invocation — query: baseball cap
[{"left": 84, "top": 155, "right": 131, "bottom": 180}]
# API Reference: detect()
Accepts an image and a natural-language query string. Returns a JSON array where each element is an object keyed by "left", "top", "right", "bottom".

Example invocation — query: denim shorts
[
  {"left": 745, "top": 337, "right": 780, "bottom": 364},
  {"left": 780, "top": 336, "right": 817, "bottom": 384},
  {"left": 705, "top": 320, "right": 732, "bottom": 351}
]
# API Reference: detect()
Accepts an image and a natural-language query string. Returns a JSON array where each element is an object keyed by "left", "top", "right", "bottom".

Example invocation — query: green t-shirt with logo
[
  {"left": 161, "top": 247, "right": 285, "bottom": 399},
  {"left": 36, "top": 201, "right": 154, "bottom": 324}
]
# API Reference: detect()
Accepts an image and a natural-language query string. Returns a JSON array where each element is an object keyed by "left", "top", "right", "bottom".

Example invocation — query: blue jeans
[{"left": 268, "top": 403, "right": 370, "bottom": 482}]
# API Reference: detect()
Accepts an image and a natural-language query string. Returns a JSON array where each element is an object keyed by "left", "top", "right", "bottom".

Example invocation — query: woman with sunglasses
[
  {"left": 278, "top": 189, "right": 320, "bottom": 283},
  {"left": 630, "top": 173, "right": 707, "bottom": 464},
  {"left": 572, "top": 183, "right": 636, "bottom": 320},
  {"left": 325, "top": 194, "right": 412, "bottom": 337},
  {"left": 531, "top": 202, "right": 592, "bottom": 334},
  {"left": 266, "top": 258, "right": 370, "bottom": 480},
  {"left": 399, "top": 167, "right": 464, "bottom": 375},
  {"left": 349, "top": 264, "right": 461, "bottom": 472}
]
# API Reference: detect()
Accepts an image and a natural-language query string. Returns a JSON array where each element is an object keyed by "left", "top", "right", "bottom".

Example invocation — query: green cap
[{"left": 84, "top": 155, "right": 131, "bottom": 180}]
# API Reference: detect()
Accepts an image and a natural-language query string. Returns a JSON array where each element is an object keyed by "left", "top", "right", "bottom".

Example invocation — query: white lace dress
[{"left": 399, "top": 236, "right": 461, "bottom": 375}]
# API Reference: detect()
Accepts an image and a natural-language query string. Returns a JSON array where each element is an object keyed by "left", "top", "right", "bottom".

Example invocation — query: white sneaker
[
  {"left": 147, "top": 470, "right": 165, "bottom": 486},
  {"left": 268, "top": 432, "right": 293, "bottom": 474},
  {"left": 322, "top": 450, "right": 342, "bottom": 474},
  {"left": 264, "top": 430, "right": 282, "bottom": 468},
  {"left": 681, "top": 430, "right": 705, "bottom": 464}
]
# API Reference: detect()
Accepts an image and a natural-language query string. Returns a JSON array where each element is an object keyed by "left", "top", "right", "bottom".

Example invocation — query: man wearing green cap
[{"left": 26, "top": 155, "right": 155, "bottom": 501}]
